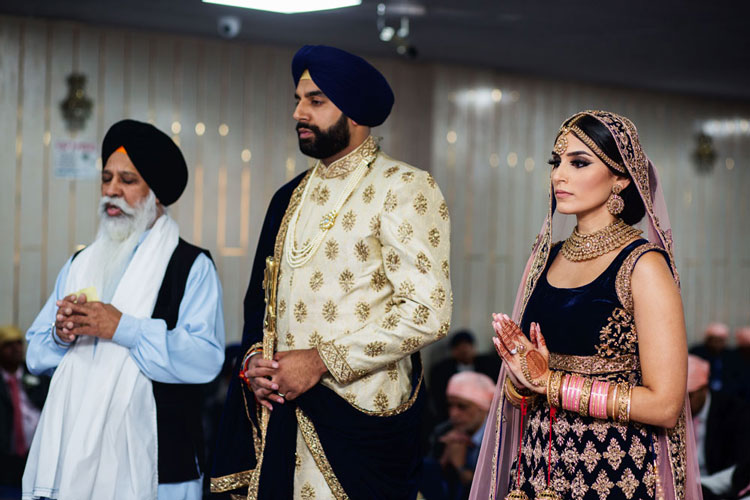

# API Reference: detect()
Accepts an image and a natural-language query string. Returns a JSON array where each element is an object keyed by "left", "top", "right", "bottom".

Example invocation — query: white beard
[{"left": 85, "top": 190, "right": 158, "bottom": 302}]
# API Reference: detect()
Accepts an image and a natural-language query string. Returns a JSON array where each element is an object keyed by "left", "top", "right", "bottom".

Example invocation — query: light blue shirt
[{"left": 25, "top": 233, "right": 225, "bottom": 499}]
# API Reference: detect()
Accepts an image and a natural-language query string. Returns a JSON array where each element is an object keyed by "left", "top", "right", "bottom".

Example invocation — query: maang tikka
[{"left": 606, "top": 184, "right": 624, "bottom": 215}]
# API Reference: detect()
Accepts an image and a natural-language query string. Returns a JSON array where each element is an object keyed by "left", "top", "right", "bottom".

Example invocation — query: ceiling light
[{"left": 202, "top": 0, "right": 361, "bottom": 14}]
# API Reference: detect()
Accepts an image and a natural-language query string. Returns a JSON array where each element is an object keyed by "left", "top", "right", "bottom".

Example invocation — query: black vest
[{"left": 73, "top": 238, "right": 212, "bottom": 483}]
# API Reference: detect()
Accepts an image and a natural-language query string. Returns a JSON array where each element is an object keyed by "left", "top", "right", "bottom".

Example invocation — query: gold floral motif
[
  {"left": 343, "top": 391, "right": 357, "bottom": 404},
  {"left": 294, "top": 301, "right": 308, "bottom": 323},
  {"left": 317, "top": 341, "right": 355, "bottom": 384},
  {"left": 416, "top": 252, "right": 432, "bottom": 273},
  {"left": 362, "top": 184, "right": 375, "bottom": 203},
  {"left": 561, "top": 439, "right": 580, "bottom": 473},
  {"left": 341, "top": 210, "right": 356, "bottom": 231},
  {"left": 413, "top": 305, "right": 430, "bottom": 325},
  {"left": 570, "top": 470, "right": 590, "bottom": 499},
  {"left": 549, "top": 353, "right": 639, "bottom": 375},
  {"left": 310, "top": 184, "right": 330, "bottom": 206},
  {"left": 309, "top": 270, "right": 324, "bottom": 291},
  {"left": 439, "top": 201, "right": 449, "bottom": 221},
  {"left": 617, "top": 468, "right": 640, "bottom": 499},
  {"left": 441, "top": 260, "right": 450, "bottom": 279},
  {"left": 285, "top": 332, "right": 296, "bottom": 348},
  {"left": 397, "top": 221, "right": 414, "bottom": 244},
  {"left": 430, "top": 285, "right": 446, "bottom": 308},
  {"left": 364, "top": 341, "right": 386, "bottom": 357},
  {"left": 322, "top": 300, "right": 338, "bottom": 323},
  {"left": 386, "top": 362, "right": 398, "bottom": 381},
  {"left": 370, "top": 269, "right": 388, "bottom": 291},
  {"left": 399, "top": 280, "right": 416, "bottom": 298},
  {"left": 615, "top": 243, "right": 663, "bottom": 312},
  {"left": 384, "top": 190, "right": 398, "bottom": 212},
  {"left": 591, "top": 421, "right": 609, "bottom": 442},
  {"left": 325, "top": 239, "right": 339, "bottom": 260},
  {"left": 603, "top": 437, "right": 626, "bottom": 470},
  {"left": 369, "top": 216, "right": 381, "bottom": 237},
  {"left": 338, "top": 269, "right": 355, "bottom": 292},
  {"left": 401, "top": 171, "right": 415, "bottom": 183},
  {"left": 629, "top": 435, "right": 648, "bottom": 469},
  {"left": 354, "top": 240, "right": 369, "bottom": 261},
  {"left": 385, "top": 250, "right": 401, "bottom": 272},
  {"left": 355, "top": 301, "right": 371, "bottom": 322},
  {"left": 437, "top": 322, "right": 450, "bottom": 339},
  {"left": 295, "top": 452, "right": 302, "bottom": 470},
  {"left": 300, "top": 482, "right": 316, "bottom": 499},
  {"left": 426, "top": 173, "right": 437, "bottom": 188},
  {"left": 374, "top": 390, "right": 389, "bottom": 411},
  {"left": 591, "top": 469, "right": 615, "bottom": 500},
  {"left": 295, "top": 408, "right": 350, "bottom": 499},
  {"left": 278, "top": 299, "right": 287, "bottom": 316},
  {"left": 384, "top": 165, "right": 399, "bottom": 178},
  {"left": 581, "top": 440, "right": 602, "bottom": 473},
  {"left": 309, "top": 331, "right": 323, "bottom": 347},
  {"left": 597, "top": 307, "right": 638, "bottom": 357},
  {"left": 382, "top": 313, "right": 400, "bottom": 330},
  {"left": 384, "top": 298, "right": 398, "bottom": 314},
  {"left": 413, "top": 192, "right": 428, "bottom": 215},
  {"left": 401, "top": 336, "right": 421, "bottom": 352},
  {"left": 428, "top": 227, "right": 440, "bottom": 248}
]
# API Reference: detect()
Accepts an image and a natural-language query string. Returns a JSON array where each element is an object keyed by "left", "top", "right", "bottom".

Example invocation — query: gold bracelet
[
  {"left": 504, "top": 376, "right": 537, "bottom": 407},
  {"left": 616, "top": 382, "right": 631, "bottom": 424},
  {"left": 546, "top": 370, "right": 564, "bottom": 408},
  {"left": 609, "top": 383, "right": 619, "bottom": 421},
  {"left": 578, "top": 378, "right": 594, "bottom": 417}
]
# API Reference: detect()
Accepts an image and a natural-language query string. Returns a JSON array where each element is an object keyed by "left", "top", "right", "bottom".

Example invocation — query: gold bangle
[
  {"left": 504, "top": 377, "right": 537, "bottom": 407},
  {"left": 547, "top": 370, "right": 563, "bottom": 408},
  {"left": 609, "top": 383, "right": 619, "bottom": 421},
  {"left": 616, "top": 382, "right": 631, "bottom": 424},
  {"left": 578, "top": 378, "right": 594, "bottom": 417}
]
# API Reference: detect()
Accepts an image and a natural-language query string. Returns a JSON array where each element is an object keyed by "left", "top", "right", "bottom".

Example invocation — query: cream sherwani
[{"left": 275, "top": 137, "right": 452, "bottom": 497}]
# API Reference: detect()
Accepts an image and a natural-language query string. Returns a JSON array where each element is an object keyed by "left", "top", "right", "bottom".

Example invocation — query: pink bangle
[
  {"left": 565, "top": 375, "right": 584, "bottom": 412},
  {"left": 589, "top": 381, "right": 610, "bottom": 419}
]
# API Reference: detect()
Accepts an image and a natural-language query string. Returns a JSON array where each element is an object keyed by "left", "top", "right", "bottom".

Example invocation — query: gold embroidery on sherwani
[
  {"left": 338, "top": 269, "right": 354, "bottom": 292},
  {"left": 309, "top": 271, "right": 324, "bottom": 291},
  {"left": 439, "top": 201, "right": 449, "bottom": 220},
  {"left": 431, "top": 286, "right": 446, "bottom": 308},
  {"left": 355, "top": 301, "right": 370, "bottom": 322},
  {"left": 322, "top": 300, "right": 338, "bottom": 322},
  {"left": 401, "top": 336, "right": 421, "bottom": 352},
  {"left": 401, "top": 171, "right": 415, "bottom": 183},
  {"left": 370, "top": 269, "right": 388, "bottom": 291},
  {"left": 426, "top": 173, "right": 437, "bottom": 189},
  {"left": 354, "top": 240, "right": 369, "bottom": 261},
  {"left": 294, "top": 301, "right": 308, "bottom": 322},
  {"left": 210, "top": 470, "right": 253, "bottom": 493},
  {"left": 437, "top": 322, "right": 450, "bottom": 338},
  {"left": 310, "top": 184, "right": 330, "bottom": 206},
  {"left": 324, "top": 240, "right": 339, "bottom": 260},
  {"left": 341, "top": 210, "right": 356, "bottom": 231},
  {"left": 416, "top": 252, "right": 432, "bottom": 273},
  {"left": 369, "top": 216, "right": 381, "bottom": 237},
  {"left": 441, "top": 260, "right": 449, "bottom": 278},
  {"left": 300, "top": 482, "right": 316, "bottom": 499},
  {"left": 386, "top": 362, "right": 398, "bottom": 381},
  {"left": 362, "top": 184, "right": 375, "bottom": 203},
  {"left": 382, "top": 313, "right": 400, "bottom": 330},
  {"left": 385, "top": 250, "right": 401, "bottom": 272},
  {"left": 383, "top": 190, "right": 398, "bottom": 211},
  {"left": 364, "top": 341, "right": 386, "bottom": 357},
  {"left": 413, "top": 305, "right": 430, "bottom": 325},
  {"left": 428, "top": 227, "right": 440, "bottom": 248},
  {"left": 399, "top": 280, "right": 415, "bottom": 298},
  {"left": 397, "top": 221, "right": 413, "bottom": 243},
  {"left": 308, "top": 331, "right": 323, "bottom": 347},
  {"left": 278, "top": 299, "right": 287, "bottom": 316},
  {"left": 286, "top": 332, "right": 296, "bottom": 348},
  {"left": 374, "top": 390, "right": 389, "bottom": 411},
  {"left": 413, "top": 192, "right": 428, "bottom": 215},
  {"left": 384, "top": 165, "right": 399, "bottom": 177}
]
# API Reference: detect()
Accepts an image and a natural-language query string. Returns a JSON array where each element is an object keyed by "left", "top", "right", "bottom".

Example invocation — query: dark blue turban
[
  {"left": 102, "top": 119, "right": 188, "bottom": 206},
  {"left": 292, "top": 45, "right": 394, "bottom": 127}
]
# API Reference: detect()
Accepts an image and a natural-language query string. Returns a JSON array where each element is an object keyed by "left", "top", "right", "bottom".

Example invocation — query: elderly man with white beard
[{"left": 22, "top": 119, "right": 225, "bottom": 500}]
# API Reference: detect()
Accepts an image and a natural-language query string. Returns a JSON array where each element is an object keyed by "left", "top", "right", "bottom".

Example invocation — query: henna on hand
[{"left": 524, "top": 350, "right": 548, "bottom": 380}]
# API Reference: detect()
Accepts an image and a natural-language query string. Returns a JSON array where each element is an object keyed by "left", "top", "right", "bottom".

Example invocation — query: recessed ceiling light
[{"left": 202, "top": 0, "right": 361, "bottom": 14}]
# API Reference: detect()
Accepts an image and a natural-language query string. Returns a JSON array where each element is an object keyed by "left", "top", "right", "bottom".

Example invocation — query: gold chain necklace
[{"left": 561, "top": 218, "right": 642, "bottom": 262}]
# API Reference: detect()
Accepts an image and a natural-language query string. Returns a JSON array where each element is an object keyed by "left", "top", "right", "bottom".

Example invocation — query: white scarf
[{"left": 23, "top": 215, "right": 179, "bottom": 500}]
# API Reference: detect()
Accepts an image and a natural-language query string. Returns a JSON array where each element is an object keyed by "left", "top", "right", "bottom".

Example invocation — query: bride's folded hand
[{"left": 491, "top": 313, "right": 550, "bottom": 395}]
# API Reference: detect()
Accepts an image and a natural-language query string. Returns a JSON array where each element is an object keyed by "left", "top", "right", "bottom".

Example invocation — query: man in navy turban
[{"left": 212, "top": 45, "right": 453, "bottom": 499}]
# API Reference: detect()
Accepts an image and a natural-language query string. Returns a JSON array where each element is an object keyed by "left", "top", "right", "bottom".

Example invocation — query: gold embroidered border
[
  {"left": 210, "top": 470, "right": 253, "bottom": 493},
  {"left": 549, "top": 353, "right": 640, "bottom": 375},
  {"left": 317, "top": 135, "right": 379, "bottom": 179},
  {"left": 317, "top": 341, "right": 356, "bottom": 384},
  {"left": 296, "top": 407, "right": 350, "bottom": 500},
  {"left": 615, "top": 242, "right": 662, "bottom": 312},
  {"left": 666, "top": 408, "right": 688, "bottom": 500},
  {"left": 346, "top": 369, "right": 424, "bottom": 417}
]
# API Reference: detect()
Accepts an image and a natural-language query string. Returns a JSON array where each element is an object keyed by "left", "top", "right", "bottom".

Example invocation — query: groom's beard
[{"left": 87, "top": 191, "right": 158, "bottom": 302}]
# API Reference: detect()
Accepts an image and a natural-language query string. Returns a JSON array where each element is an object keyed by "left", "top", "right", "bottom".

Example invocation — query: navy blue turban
[
  {"left": 292, "top": 45, "right": 394, "bottom": 127},
  {"left": 102, "top": 119, "right": 188, "bottom": 206}
]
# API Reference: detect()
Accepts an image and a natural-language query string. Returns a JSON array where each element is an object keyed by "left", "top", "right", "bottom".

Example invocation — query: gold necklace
[{"left": 561, "top": 218, "right": 642, "bottom": 262}]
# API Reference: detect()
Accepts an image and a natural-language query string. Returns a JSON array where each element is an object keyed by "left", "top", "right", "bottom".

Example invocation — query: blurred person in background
[{"left": 690, "top": 322, "right": 731, "bottom": 391}]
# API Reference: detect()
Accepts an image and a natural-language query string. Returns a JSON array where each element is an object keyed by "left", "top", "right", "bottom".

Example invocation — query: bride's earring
[{"left": 606, "top": 184, "right": 624, "bottom": 215}]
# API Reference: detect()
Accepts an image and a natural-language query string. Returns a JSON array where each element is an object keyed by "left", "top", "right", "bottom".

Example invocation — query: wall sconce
[{"left": 60, "top": 73, "right": 93, "bottom": 133}]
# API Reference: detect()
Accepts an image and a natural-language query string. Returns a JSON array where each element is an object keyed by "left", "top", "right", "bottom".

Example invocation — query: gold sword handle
[{"left": 261, "top": 256, "right": 279, "bottom": 360}]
